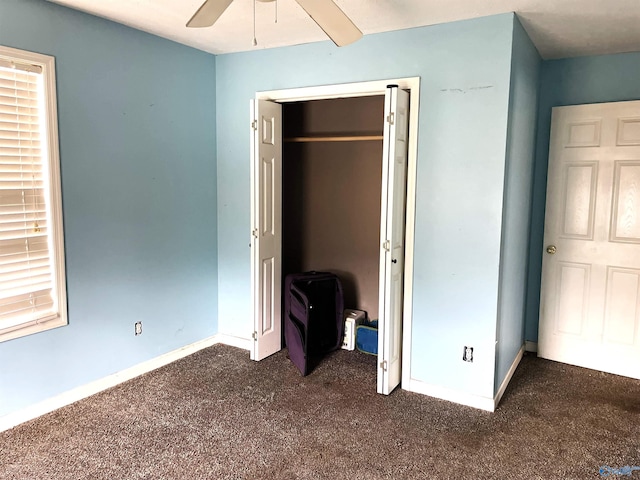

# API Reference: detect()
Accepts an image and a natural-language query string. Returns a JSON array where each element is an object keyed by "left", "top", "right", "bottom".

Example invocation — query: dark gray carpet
[{"left": 1, "top": 344, "right": 639, "bottom": 479}]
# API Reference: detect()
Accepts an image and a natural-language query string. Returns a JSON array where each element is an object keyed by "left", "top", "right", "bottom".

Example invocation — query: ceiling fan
[{"left": 186, "top": 0, "right": 362, "bottom": 47}]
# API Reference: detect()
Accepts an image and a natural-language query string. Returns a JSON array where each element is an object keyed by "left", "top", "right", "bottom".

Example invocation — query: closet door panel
[
  {"left": 378, "top": 86, "right": 409, "bottom": 395},
  {"left": 251, "top": 99, "right": 283, "bottom": 361}
]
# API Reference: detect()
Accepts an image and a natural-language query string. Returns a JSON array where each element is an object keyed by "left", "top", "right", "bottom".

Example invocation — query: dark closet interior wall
[{"left": 283, "top": 96, "right": 384, "bottom": 319}]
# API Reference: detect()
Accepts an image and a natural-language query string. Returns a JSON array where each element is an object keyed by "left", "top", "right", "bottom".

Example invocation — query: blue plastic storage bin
[{"left": 356, "top": 320, "right": 378, "bottom": 355}]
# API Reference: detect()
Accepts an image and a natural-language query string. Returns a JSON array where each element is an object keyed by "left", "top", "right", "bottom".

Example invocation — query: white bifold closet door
[
  {"left": 249, "top": 99, "right": 282, "bottom": 361},
  {"left": 377, "top": 86, "right": 409, "bottom": 395}
]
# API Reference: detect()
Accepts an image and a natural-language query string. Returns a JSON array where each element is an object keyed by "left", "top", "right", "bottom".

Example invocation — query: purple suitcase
[{"left": 284, "top": 272, "right": 344, "bottom": 376}]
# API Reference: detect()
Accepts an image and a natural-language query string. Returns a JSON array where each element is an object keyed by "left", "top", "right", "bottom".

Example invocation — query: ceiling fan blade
[
  {"left": 295, "top": 0, "right": 362, "bottom": 47},
  {"left": 186, "top": 0, "right": 234, "bottom": 28}
]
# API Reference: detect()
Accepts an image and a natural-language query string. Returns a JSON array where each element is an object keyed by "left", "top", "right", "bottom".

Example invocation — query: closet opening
[
  {"left": 250, "top": 78, "right": 420, "bottom": 395},
  {"left": 282, "top": 96, "right": 385, "bottom": 329}
]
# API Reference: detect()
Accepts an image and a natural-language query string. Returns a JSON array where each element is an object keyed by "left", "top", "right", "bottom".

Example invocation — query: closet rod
[{"left": 284, "top": 135, "right": 384, "bottom": 143}]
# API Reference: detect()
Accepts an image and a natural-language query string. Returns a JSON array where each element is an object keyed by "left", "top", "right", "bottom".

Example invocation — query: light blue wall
[
  {"left": 0, "top": 0, "right": 218, "bottom": 417},
  {"left": 216, "top": 15, "right": 516, "bottom": 399},
  {"left": 0, "top": 3, "right": 542, "bottom": 417},
  {"left": 525, "top": 51, "right": 640, "bottom": 342},
  {"left": 495, "top": 17, "right": 541, "bottom": 394}
]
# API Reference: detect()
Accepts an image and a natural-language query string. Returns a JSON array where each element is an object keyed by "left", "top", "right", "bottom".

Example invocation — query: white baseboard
[
  {"left": 2, "top": 332, "right": 520, "bottom": 432},
  {"left": 216, "top": 333, "right": 251, "bottom": 351},
  {"left": 404, "top": 345, "right": 525, "bottom": 413},
  {"left": 0, "top": 334, "right": 232, "bottom": 433},
  {"left": 494, "top": 345, "right": 524, "bottom": 409},
  {"left": 405, "top": 378, "right": 496, "bottom": 412},
  {"left": 524, "top": 341, "right": 537, "bottom": 353}
]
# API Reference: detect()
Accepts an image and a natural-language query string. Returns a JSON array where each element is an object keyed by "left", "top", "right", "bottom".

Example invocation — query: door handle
[
  {"left": 392, "top": 259, "right": 397, "bottom": 264},
  {"left": 546, "top": 245, "right": 557, "bottom": 255}
]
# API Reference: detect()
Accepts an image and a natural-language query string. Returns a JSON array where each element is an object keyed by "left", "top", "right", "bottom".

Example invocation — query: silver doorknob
[{"left": 546, "top": 245, "right": 557, "bottom": 254}]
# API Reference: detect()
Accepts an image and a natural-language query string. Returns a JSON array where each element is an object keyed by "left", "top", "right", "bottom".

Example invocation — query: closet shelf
[{"left": 284, "top": 134, "right": 384, "bottom": 143}]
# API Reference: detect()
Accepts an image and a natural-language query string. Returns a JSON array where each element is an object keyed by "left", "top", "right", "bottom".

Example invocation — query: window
[{"left": 0, "top": 45, "right": 66, "bottom": 342}]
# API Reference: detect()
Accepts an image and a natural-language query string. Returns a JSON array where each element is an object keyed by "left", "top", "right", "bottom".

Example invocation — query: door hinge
[
  {"left": 383, "top": 240, "right": 391, "bottom": 252},
  {"left": 379, "top": 360, "right": 388, "bottom": 372},
  {"left": 252, "top": 331, "right": 258, "bottom": 341},
  {"left": 386, "top": 112, "right": 395, "bottom": 125},
  {"left": 252, "top": 228, "right": 258, "bottom": 238},
  {"left": 251, "top": 120, "right": 258, "bottom": 131}
]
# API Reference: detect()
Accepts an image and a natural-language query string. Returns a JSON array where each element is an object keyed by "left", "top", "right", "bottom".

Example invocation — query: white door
[
  {"left": 377, "top": 86, "right": 409, "bottom": 394},
  {"left": 250, "top": 99, "right": 282, "bottom": 361},
  {"left": 539, "top": 100, "right": 640, "bottom": 379}
]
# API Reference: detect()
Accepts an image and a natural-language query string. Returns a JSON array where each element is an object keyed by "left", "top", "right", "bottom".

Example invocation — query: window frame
[{"left": 0, "top": 45, "right": 67, "bottom": 342}]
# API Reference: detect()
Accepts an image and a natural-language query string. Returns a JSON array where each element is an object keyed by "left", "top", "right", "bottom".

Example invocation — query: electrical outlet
[
  {"left": 135, "top": 321, "right": 142, "bottom": 336},
  {"left": 463, "top": 346, "right": 473, "bottom": 362}
]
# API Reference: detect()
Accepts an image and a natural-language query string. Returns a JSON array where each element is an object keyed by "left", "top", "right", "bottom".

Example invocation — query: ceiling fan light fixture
[{"left": 186, "top": 0, "right": 362, "bottom": 48}]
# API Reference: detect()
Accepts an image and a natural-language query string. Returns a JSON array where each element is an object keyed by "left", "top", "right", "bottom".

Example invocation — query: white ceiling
[{"left": 47, "top": 0, "right": 640, "bottom": 59}]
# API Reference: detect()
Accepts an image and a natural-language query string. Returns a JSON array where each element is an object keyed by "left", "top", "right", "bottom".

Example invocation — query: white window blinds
[{"left": 0, "top": 52, "right": 63, "bottom": 339}]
